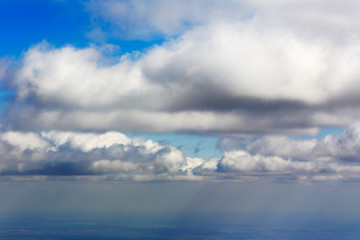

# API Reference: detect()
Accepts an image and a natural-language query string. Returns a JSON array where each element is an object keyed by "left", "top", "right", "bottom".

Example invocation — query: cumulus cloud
[
  {"left": 211, "top": 149, "right": 360, "bottom": 182},
  {"left": 246, "top": 123, "right": 360, "bottom": 162},
  {"left": 15, "top": 43, "right": 154, "bottom": 110},
  {"left": 0, "top": 130, "right": 203, "bottom": 180},
  {"left": 6, "top": 20, "right": 360, "bottom": 134},
  {"left": 1, "top": 125, "right": 360, "bottom": 182},
  {"left": 42, "top": 131, "right": 131, "bottom": 152},
  {"left": 218, "top": 150, "right": 319, "bottom": 174},
  {"left": 210, "top": 123, "right": 360, "bottom": 181}
]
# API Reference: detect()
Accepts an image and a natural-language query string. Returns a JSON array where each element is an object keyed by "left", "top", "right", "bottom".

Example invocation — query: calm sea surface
[{"left": 1, "top": 211, "right": 360, "bottom": 239}]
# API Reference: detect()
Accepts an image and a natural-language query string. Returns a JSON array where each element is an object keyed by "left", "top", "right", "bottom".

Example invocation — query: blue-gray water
[{"left": 1, "top": 211, "right": 360, "bottom": 239}]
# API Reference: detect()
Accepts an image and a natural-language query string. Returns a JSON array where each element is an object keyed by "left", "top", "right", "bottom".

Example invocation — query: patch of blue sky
[
  {"left": 106, "top": 38, "right": 165, "bottom": 56},
  {"left": 0, "top": 0, "right": 166, "bottom": 60},
  {"left": 291, "top": 127, "right": 345, "bottom": 140},
  {"left": 125, "top": 132, "right": 223, "bottom": 160},
  {"left": 317, "top": 127, "right": 344, "bottom": 138},
  {"left": 0, "top": 88, "right": 14, "bottom": 113},
  {"left": 107, "top": 12, "right": 255, "bottom": 57},
  {"left": 0, "top": 0, "right": 93, "bottom": 56},
  {"left": 104, "top": 12, "right": 256, "bottom": 57}
]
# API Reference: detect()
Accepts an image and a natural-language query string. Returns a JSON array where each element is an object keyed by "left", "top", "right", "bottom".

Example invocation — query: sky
[{"left": 2, "top": 0, "right": 360, "bottom": 213}]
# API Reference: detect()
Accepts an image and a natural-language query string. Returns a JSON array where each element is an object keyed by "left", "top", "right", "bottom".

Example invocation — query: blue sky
[
  {"left": 0, "top": 0, "right": 90, "bottom": 55},
  {"left": 0, "top": 0, "right": 164, "bottom": 55},
  {"left": 2, "top": 0, "right": 360, "bottom": 186}
]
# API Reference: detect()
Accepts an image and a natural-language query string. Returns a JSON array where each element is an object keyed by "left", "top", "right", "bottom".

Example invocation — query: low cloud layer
[
  {"left": 1, "top": 125, "right": 360, "bottom": 182},
  {"left": 0, "top": 130, "right": 204, "bottom": 181}
]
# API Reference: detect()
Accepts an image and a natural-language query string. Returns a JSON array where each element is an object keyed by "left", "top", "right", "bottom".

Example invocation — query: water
[{"left": 1, "top": 211, "right": 360, "bottom": 239}]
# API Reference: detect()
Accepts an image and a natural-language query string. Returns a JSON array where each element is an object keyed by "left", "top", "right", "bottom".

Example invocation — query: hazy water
[{"left": 1, "top": 211, "right": 360, "bottom": 239}]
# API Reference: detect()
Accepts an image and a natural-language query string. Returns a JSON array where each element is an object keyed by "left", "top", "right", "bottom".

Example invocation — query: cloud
[
  {"left": 245, "top": 123, "right": 360, "bottom": 162},
  {"left": 86, "top": 0, "right": 360, "bottom": 42},
  {"left": 86, "top": 0, "right": 252, "bottom": 38},
  {"left": 217, "top": 150, "right": 318, "bottom": 174},
  {"left": 210, "top": 148, "right": 360, "bottom": 182},
  {"left": 14, "top": 43, "right": 154, "bottom": 110},
  {"left": 1, "top": 131, "right": 53, "bottom": 152},
  {"left": 4, "top": 0, "right": 360, "bottom": 184},
  {"left": 0, "top": 58, "right": 8, "bottom": 80},
  {"left": 251, "top": 0, "right": 360, "bottom": 41},
  {"left": 41, "top": 131, "right": 131, "bottom": 152},
  {"left": 0, "top": 130, "right": 205, "bottom": 181},
  {"left": 1, "top": 125, "right": 360, "bottom": 182},
  {"left": 5, "top": 1, "right": 360, "bottom": 135},
  {"left": 208, "top": 123, "right": 360, "bottom": 181},
  {"left": 6, "top": 19, "right": 360, "bottom": 135}
]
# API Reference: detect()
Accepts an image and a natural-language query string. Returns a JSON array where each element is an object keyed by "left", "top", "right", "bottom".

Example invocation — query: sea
[{"left": 1, "top": 211, "right": 360, "bottom": 239}]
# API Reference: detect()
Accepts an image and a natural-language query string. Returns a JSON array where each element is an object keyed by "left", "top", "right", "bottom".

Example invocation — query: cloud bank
[
  {"left": 0, "top": 130, "right": 202, "bottom": 181},
  {"left": 1, "top": 125, "right": 360, "bottom": 182}
]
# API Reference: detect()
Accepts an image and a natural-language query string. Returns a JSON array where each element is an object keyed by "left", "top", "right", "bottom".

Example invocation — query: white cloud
[
  {"left": 1, "top": 126, "right": 360, "bottom": 182},
  {"left": 9, "top": 21, "right": 360, "bottom": 134},
  {"left": 218, "top": 150, "right": 292, "bottom": 173},
  {"left": 87, "top": 0, "right": 360, "bottom": 42},
  {"left": 245, "top": 123, "right": 360, "bottom": 162},
  {"left": 16, "top": 43, "right": 154, "bottom": 110},
  {"left": 213, "top": 148, "right": 360, "bottom": 182},
  {"left": 251, "top": 0, "right": 360, "bottom": 41},
  {"left": 0, "top": 130, "right": 199, "bottom": 181},
  {"left": 42, "top": 131, "right": 131, "bottom": 152},
  {"left": 1, "top": 131, "right": 52, "bottom": 152},
  {"left": 86, "top": 0, "right": 251, "bottom": 38},
  {"left": 141, "top": 23, "right": 334, "bottom": 103},
  {"left": 6, "top": 0, "right": 360, "bottom": 135},
  {"left": 182, "top": 157, "right": 204, "bottom": 172},
  {"left": 90, "top": 160, "right": 139, "bottom": 173}
]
